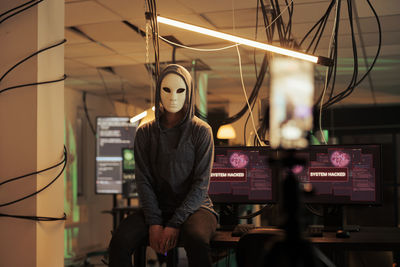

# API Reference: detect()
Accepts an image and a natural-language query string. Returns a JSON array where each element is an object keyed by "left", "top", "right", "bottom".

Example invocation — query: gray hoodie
[{"left": 134, "top": 64, "right": 216, "bottom": 228}]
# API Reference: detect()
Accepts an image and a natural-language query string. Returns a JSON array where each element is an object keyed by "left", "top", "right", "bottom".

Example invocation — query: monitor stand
[
  {"left": 217, "top": 204, "right": 240, "bottom": 231},
  {"left": 323, "top": 206, "right": 360, "bottom": 233}
]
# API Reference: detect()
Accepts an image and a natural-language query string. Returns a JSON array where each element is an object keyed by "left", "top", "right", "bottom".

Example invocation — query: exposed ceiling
[{"left": 64, "top": 0, "right": 400, "bottom": 112}]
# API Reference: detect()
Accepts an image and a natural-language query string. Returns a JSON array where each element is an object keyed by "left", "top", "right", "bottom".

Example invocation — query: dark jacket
[{"left": 134, "top": 64, "right": 216, "bottom": 228}]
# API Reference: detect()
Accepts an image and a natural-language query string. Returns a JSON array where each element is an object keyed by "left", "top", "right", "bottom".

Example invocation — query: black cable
[
  {"left": 0, "top": 0, "right": 36, "bottom": 18},
  {"left": 97, "top": 69, "right": 117, "bottom": 113},
  {"left": 323, "top": 0, "right": 359, "bottom": 108},
  {"left": 253, "top": 0, "right": 259, "bottom": 78},
  {"left": 353, "top": 0, "right": 381, "bottom": 88},
  {"left": 0, "top": 154, "right": 65, "bottom": 187},
  {"left": 0, "top": 146, "right": 67, "bottom": 208},
  {"left": 243, "top": 0, "right": 264, "bottom": 145},
  {"left": 0, "top": 212, "right": 66, "bottom": 221},
  {"left": 322, "top": 0, "right": 381, "bottom": 109},
  {"left": 0, "top": 0, "right": 43, "bottom": 24},
  {"left": 259, "top": 0, "right": 273, "bottom": 41},
  {"left": 0, "top": 74, "right": 66, "bottom": 95},
  {"left": 305, "top": 9, "right": 330, "bottom": 54},
  {"left": 219, "top": 55, "right": 267, "bottom": 125},
  {"left": 237, "top": 204, "right": 272, "bottom": 220},
  {"left": 83, "top": 92, "right": 96, "bottom": 136},
  {"left": 0, "top": 39, "right": 67, "bottom": 83},
  {"left": 172, "top": 46, "right": 177, "bottom": 63},
  {"left": 313, "top": 0, "right": 340, "bottom": 107},
  {"left": 284, "top": 0, "right": 294, "bottom": 42},
  {"left": 310, "top": 9, "right": 331, "bottom": 55},
  {"left": 299, "top": 1, "right": 335, "bottom": 48},
  {"left": 146, "top": 0, "right": 160, "bottom": 83},
  {"left": 305, "top": 204, "right": 323, "bottom": 217}
]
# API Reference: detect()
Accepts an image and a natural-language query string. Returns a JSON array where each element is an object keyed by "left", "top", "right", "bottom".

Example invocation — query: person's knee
[
  {"left": 110, "top": 230, "right": 132, "bottom": 250},
  {"left": 182, "top": 227, "right": 209, "bottom": 248}
]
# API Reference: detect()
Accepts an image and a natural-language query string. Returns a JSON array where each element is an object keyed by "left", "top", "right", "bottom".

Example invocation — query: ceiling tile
[
  {"left": 65, "top": 78, "right": 103, "bottom": 91},
  {"left": 65, "top": 58, "right": 91, "bottom": 69},
  {"left": 102, "top": 41, "right": 146, "bottom": 55},
  {"left": 66, "top": 67, "right": 99, "bottom": 77},
  {"left": 156, "top": 0, "right": 194, "bottom": 16},
  {"left": 204, "top": 8, "right": 265, "bottom": 29},
  {"left": 61, "top": 0, "right": 400, "bottom": 108},
  {"left": 74, "top": 54, "right": 138, "bottom": 67},
  {"left": 355, "top": 0, "right": 400, "bottom": 17},
  {"left": 125, "top": 49, "right": 190, "bottom": 64},
  {"left": 65, "top": 28, "right": 90, "bottom": 44},
  {"left": 96, "top": 0, "right": 145, "bottom": 20},
  {"left": 112, "top": 64, "right": 152, "bottom": 87},
  {"left": 177, "top": 0, "right": 258, "bottom": 13},
  {"left": 158, "top": 24, "right": 227, "bottom": 46},
  {"left": 65, "top": 42, "right": 115, "bottom": 58},
  {"left": 65, "top": 1, "right": 122, "bottom": 27},
  {"left": 160, "top": 13, "right": 217, "bottom": 29},
  {"left": 78, "top": 21, "right": 144, "bottom": 42}
]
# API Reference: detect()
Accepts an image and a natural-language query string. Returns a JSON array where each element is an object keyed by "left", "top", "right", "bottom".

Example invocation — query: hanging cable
[
  {"left": 159, "top": 36, "right": 239, "bottom": 51},
  {"left": 236, "top": 45, "right": 263, "bottom": 145},
  {"left": 237, "top": 204, "right": 273, "bottom": 220},
  {"left": 82, "top": 92, "right": 96, "bottom": 136},
  {"left": 0, "top": 154, "right": 66, "bottom": 187},
  {"left": 97, "top": 69, "right": 117, "bottom": 114},
  {"left": 354, "top": 0, "right": 381, "bottom": 88},
  {"left": 0, "top": 74, "right": 66, "bottom": 95},
  {"left": 0, "top": 146, "right": 67, "bottom": 208},
  {"left": 0, "top": 39, "right": 66, "bottom": 84},
  {"left": 0, "top": 212, "right": 66, "bottom": 221},
  {"left": 0, "top": 0, "right": 37, "bottom": 18},
  {"left": 0, "top": 0, "right": 43, "bottom": 24},
  {"left": 318, "top": 0, "right": 340, "bottom": 145}
]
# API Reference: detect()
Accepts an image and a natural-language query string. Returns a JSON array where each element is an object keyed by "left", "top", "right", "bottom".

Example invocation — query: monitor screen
[
  {"left": 209, "top": 146, "right": 276, "bottom": 204},
  {"left": 294, "top": 145, "right": 382, "bottom": 205},
  {"left": 122, "top": 148, "right": 135, "bottom": 173},
  {"left": 96, "top": 117, "right": 138, "bottom": 195}
]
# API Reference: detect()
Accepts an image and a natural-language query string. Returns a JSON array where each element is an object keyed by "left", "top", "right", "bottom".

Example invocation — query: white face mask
[{"left": 160, "top": 73, "right": 187, "bottom": 113}]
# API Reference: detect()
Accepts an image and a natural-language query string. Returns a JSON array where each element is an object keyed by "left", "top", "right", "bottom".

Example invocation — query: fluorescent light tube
[
  {"left": 130, "top": 111, "right": 147, "bottom": 123},
  {"left": 157, "top": 16, "right": 332, "bottom": 65},
  {"left": 130, "top": 106, "right": 156, "bottom": 124}
]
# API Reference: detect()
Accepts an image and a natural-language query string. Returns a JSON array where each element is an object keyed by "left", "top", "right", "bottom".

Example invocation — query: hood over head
[{"left": 155, "top": 64, "right": 194, "bottom": 128}]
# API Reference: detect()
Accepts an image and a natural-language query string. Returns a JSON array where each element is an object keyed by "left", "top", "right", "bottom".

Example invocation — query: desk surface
[{"left": 212, "top": 227, "right": 400, "bottom": 251}]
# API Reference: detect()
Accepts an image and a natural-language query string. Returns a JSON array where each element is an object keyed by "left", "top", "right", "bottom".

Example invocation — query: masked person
[{"left": 108, "top": 64, "right": 218, "bottom": 267}]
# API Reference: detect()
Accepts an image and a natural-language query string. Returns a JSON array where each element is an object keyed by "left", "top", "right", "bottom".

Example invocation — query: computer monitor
[
  {"left": 293, "top": 144, "right": 382, "bottom": 205},
  {"left": 209, "top": 146, "right": 277, "bottom": 204},
  {"left": 95, "top": 117, "right": 138, "bottom": 197}
]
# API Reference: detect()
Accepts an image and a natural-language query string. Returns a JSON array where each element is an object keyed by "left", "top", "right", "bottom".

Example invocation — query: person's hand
[
  {"left": 159, "top": 226, "right": 180, "bottom": 254},
  {"left": 149, "top": 225, "right": 163, "bottom": 253}
]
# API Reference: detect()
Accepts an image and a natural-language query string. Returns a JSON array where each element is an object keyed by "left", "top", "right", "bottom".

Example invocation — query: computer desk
[
  {"left": 211, "top": 227, "right": 400, "bottom": 266},
  {"left": 212, "top": 226, "right": 400, "bottom": 251},
  {"left": 104, "top": 207, "right": 400, "bottom": 266}
]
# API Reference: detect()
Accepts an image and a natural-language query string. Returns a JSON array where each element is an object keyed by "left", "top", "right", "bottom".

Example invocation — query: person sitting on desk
[{"left": 108, "top": 64, "right": 218, "bottom": 267}]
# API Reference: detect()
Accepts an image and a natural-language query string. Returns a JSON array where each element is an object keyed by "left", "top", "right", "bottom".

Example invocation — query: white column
[{"left": 0, "top": 0, "right": 64, "bottom": 266}]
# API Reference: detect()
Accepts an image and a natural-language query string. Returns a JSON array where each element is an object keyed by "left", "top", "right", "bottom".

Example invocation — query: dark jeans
[{"left": 108, "top": 208, "right": 217, "bottom": 267}]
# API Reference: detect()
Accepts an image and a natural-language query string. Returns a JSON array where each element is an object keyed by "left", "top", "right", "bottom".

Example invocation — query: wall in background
[{"left": 64, "top": 87, "right": 140, "bottom": 261}]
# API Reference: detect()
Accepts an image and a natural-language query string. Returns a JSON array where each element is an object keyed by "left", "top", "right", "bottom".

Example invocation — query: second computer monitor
[{"left": 209, "top": 146, "right": 276, "bottom": 204}]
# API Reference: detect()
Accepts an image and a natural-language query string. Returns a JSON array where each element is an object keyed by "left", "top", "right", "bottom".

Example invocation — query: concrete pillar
[{"left": 0, "top": 0, "right": 64, "bottom": 266}]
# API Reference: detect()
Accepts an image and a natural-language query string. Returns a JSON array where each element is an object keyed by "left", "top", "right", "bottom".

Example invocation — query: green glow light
[
  {"left": 197, "top": 73, "right": 208, "bottom": 120},
  {"left": 67, "top": 121, "right": 80, "bottom": 222},
  {"left": 64, "top": 118, "right": 81, "bottom": 259}
]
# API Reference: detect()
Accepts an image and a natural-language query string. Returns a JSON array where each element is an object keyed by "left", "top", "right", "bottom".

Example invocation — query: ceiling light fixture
[
  {"left": 217, "top": 124, "right": 237, "bottom": 140},
  {"left": 130, "top": 106, "right": 155, "bottom": 124},
  {"left": 157, "top": 16, "right": 332, "bottom": 66}
]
